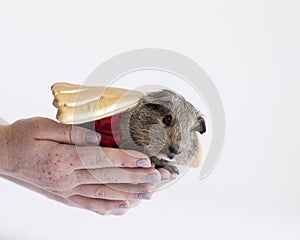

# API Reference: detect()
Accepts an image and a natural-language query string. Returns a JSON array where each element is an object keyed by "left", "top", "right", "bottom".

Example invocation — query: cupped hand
[{"left": 0, "top": 117, "right": 172, "bottom": 215}]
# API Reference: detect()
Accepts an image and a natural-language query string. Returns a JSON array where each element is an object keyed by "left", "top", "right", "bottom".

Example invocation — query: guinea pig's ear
[
  {"left": 140, "top": 90, "right": 173, "bottom": 107},
  {"left": 193, "top": 116, "right": 206, "bottom": 134}
]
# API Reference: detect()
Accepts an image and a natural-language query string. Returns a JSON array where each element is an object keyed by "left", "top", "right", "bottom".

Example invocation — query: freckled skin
[
  {"left": 0, "top": 119, "right": 76, "bottom": 190},
  {"left": 119, "top": 90, "right": 206, "bottom": 174}
]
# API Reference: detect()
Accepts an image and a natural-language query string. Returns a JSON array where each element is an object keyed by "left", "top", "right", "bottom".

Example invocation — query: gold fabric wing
[{"left": 52, "top": 82, "right": 144, "bottom": 124}]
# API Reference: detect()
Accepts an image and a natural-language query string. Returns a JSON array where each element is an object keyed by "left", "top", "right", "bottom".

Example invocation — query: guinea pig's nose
[{"left": 168, "top": 144, "right": 179, "bottom": 155}]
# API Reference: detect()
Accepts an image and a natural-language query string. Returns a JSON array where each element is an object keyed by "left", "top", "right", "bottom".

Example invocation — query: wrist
[{"left": 0, "top": 125, "right": 9, "bottom": 174}]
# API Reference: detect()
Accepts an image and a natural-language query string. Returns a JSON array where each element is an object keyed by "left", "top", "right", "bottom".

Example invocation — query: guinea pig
[
  {"left": 52, "top": 83, "right": 206, "bottom": 175},
  {"left": 118, "top": 90, "right": 206, "bottom": 175}
]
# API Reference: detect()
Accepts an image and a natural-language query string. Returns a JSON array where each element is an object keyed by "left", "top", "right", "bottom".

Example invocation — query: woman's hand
[{"left": 0, "top": 117, "right": 170, "bottom": 215}]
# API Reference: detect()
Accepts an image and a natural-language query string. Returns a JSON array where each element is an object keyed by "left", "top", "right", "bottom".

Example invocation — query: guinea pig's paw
[{"left": 163, "top": 164, "right": 179, "bottom": 175}]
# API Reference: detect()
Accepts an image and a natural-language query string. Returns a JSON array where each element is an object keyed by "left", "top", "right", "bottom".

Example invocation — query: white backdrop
[{"left": 0, "top": 0, "right": 299, "bottom": 239}]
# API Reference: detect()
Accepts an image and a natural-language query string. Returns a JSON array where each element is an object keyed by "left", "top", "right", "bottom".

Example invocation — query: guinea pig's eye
[{"left": 162, "top": 115, "right": 172, "bottom": 126}]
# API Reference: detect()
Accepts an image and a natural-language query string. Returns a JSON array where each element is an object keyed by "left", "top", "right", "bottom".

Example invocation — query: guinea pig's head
[{"left": 119, "top": 90, "right": 206, "bottom": 165}]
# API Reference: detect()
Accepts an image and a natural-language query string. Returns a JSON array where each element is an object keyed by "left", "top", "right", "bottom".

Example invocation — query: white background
[{"left": 0, "top": 0, "right": 300, "bottom": 239}]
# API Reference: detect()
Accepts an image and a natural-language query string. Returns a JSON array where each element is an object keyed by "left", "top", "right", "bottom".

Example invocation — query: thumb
[{"left": 36, "top": 118, "right": 101, "bottom": 146}]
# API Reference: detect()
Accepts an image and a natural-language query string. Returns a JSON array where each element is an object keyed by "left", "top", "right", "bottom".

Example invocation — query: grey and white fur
[{"left": 119, "top": 90, "right": 206, "bottom": 175}]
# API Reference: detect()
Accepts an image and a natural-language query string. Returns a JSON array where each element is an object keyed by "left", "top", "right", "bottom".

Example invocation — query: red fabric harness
[{"left": 94, "top": 113, "right": 122, "bottom": 148}]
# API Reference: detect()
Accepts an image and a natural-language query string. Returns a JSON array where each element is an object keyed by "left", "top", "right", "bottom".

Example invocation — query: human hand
[{"left": 0, "top": 117, "right": 172, "bottom": 215}]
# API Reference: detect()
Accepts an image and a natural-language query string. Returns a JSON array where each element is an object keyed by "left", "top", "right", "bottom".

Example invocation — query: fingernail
[
  {"left": 136, "top": 159, "right": 151, "bottom": 168},
  {"left": 146, "top": 173, "right": 161, "bottom": 184},
  {"left": 85, "top": 132, "right": 101, "bottom": 144},
  {"left": 119, "top": 203, "right": 128, "bottom": 209},
  {"left": 138, "top": 192, "right": 151, "bottom": 200}
]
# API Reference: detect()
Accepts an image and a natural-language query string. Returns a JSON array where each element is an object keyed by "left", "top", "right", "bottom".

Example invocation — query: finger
[
  {"left": 45, "top": 144, "right": 153, "bottom": 177},
  {"left": 74, "top": 147, "right": 152, "bottom": 169},
  {"left": 69, "top": 195, "right": 129, "bottom": 214},
  {"left": 71, "top": 184, "right": 152, "bottom": 200},
  {"left": 36, "top": 118, "right": 101, "bottom": 145},
  {"left": 97, "top": 200, "right": 142, "bottom": 216},
  {"left": 73, "top": 167, "right": 161, "bottom": 184},
  {"left": 96, "top": 200, "right": 141, "bottom": 216},
  {"left": 105, "top": 183, "right": 153, "bottom": 193},
  {"left": 60, "top": 125, "right": 101, "bottom": 146},
  {"left": 157, "top": 168, "right": 171, "bottom": 180},
  {"left": 96, "top": 209, "right": 128, "bottom": 216}
]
